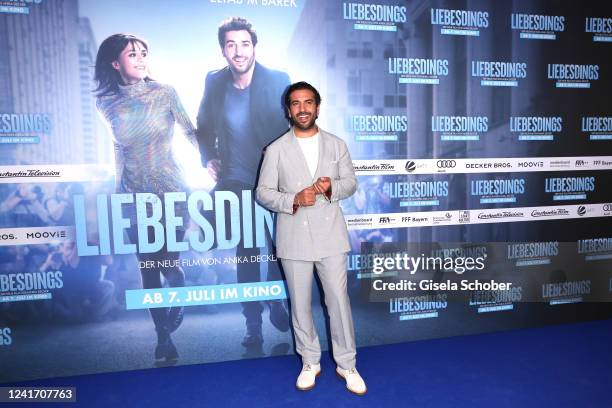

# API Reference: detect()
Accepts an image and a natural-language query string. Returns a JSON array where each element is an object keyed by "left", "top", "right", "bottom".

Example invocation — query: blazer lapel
[{"left": 312, "top": 129, "right": 327, "bottom": 182}]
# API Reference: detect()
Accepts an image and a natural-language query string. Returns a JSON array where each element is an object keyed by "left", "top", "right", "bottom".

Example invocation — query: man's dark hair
[
  {"left": 218, "top": 17, "right": 258, "bottom": 48},
  {"left": 284, "top": 81, "right": 322, "bottom": 108}
]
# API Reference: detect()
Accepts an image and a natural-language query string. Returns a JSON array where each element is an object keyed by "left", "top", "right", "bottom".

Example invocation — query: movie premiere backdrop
[{"left": 1, "top": 0, "right": 611, "bottom": 382}]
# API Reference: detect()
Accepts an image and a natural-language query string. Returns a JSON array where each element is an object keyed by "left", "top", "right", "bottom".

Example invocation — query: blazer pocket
[{"left": 329, "top": 160, "right": 340, "bottom": 179}]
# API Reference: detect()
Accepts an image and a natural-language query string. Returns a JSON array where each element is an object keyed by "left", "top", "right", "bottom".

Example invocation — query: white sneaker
[
  {"left": 336, "top": 367, "right": 367, "bottom": 395},
  {"left": 296, "top": 363, "right": 321, "bottom": 391}
]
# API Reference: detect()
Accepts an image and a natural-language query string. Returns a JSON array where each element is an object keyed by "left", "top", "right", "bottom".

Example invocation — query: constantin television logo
[
  {"left": 0, "top": 169, "right": 61, "bottom": 179},
  {"left": 430, "top": 8, "right": 488, "bottom": 37},
  {"left": 477, "top": 211, "right": 524, "bottom": 220},
  {"left": 511, "top": 13, "right": 564, "bottom": 40},
  {"left": 547, "top": 64, "right": 599, "bottom": 88},
  {"left": 343, "top": 2, "right": 406, "bottom": 32}
]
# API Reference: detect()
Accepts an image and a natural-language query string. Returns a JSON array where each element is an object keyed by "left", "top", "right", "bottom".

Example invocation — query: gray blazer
[{"left": 256, "top": 128, "right": 357, "bottom": 261}]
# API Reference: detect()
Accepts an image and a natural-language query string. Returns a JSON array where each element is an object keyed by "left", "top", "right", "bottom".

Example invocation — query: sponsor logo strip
[
  {"left": 353, "top": 156, "right": 612, "bottom": 175},
  {"left": 345, "top": 203, "right": 612, "bottom": 230}
]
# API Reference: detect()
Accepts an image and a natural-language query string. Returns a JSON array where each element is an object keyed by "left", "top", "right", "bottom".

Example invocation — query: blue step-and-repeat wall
[{"left": 1, "top": 0, "right": 611, "bottom": 382}]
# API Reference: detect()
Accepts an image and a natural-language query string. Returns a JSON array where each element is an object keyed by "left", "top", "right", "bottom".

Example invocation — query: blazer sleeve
[
  {"left": 271, "top": 72, "right": 291, "bottom": 136},
  {"left": 330, "top": 139, "right": 357, "bottom": 202},
  {"left": 256, "top": 144, "right": 295, "bottom": 214},
  {"left": 196, "top": 73, "right": 218, "bottom": 166}
]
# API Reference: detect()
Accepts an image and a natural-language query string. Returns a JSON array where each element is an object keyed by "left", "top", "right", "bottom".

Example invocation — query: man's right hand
[
  {"left": 207, "top": 159, "right": 221, "bottom": 182},
  {"left": 294, "top": 186, "right": 316, "bottom": 207}
]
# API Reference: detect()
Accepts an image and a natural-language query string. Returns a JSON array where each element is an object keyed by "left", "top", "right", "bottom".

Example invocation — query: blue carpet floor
[{"left": 6, "top": 318, "right": 611, "bottom": 408}]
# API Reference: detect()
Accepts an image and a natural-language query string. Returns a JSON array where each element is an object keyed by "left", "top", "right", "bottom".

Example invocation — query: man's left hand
[{"left": 313, "top": 177, "right": 331, "bottom": 195}]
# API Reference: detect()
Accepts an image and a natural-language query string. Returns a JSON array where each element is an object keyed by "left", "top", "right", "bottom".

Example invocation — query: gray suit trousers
[{"left": 281, "top": 254, "right": 356, "bottom": 370}]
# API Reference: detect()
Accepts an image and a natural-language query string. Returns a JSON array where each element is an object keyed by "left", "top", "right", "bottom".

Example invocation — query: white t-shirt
[{"left": 296, "top": 132, "right": 320, "bottom": 178}]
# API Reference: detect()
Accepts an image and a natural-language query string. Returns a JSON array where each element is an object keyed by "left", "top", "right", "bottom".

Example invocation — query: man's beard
[
  {"left": 292, "top": 113, "right": 317, "bottom": 131},
  {"left": 230, "top": 56, "right": 254, "bottom": 75}
]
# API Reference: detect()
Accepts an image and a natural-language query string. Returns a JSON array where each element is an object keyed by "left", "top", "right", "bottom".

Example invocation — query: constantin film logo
[
  {"left": 353, "top": 163, "right": 395, "bottom": 172},
  {"left": 531, "top": 208, "right": 570, "bottom": 217}
]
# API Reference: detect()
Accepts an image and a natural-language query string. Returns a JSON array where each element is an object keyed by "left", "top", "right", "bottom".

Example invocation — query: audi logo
[{"left": 437, "top": 160, "right": 456, "bottom": 168}]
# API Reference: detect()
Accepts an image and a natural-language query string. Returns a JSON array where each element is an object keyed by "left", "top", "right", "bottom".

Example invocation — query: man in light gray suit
[{"left": 256, "top": 82, "right": 366, "bottom": 395}]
